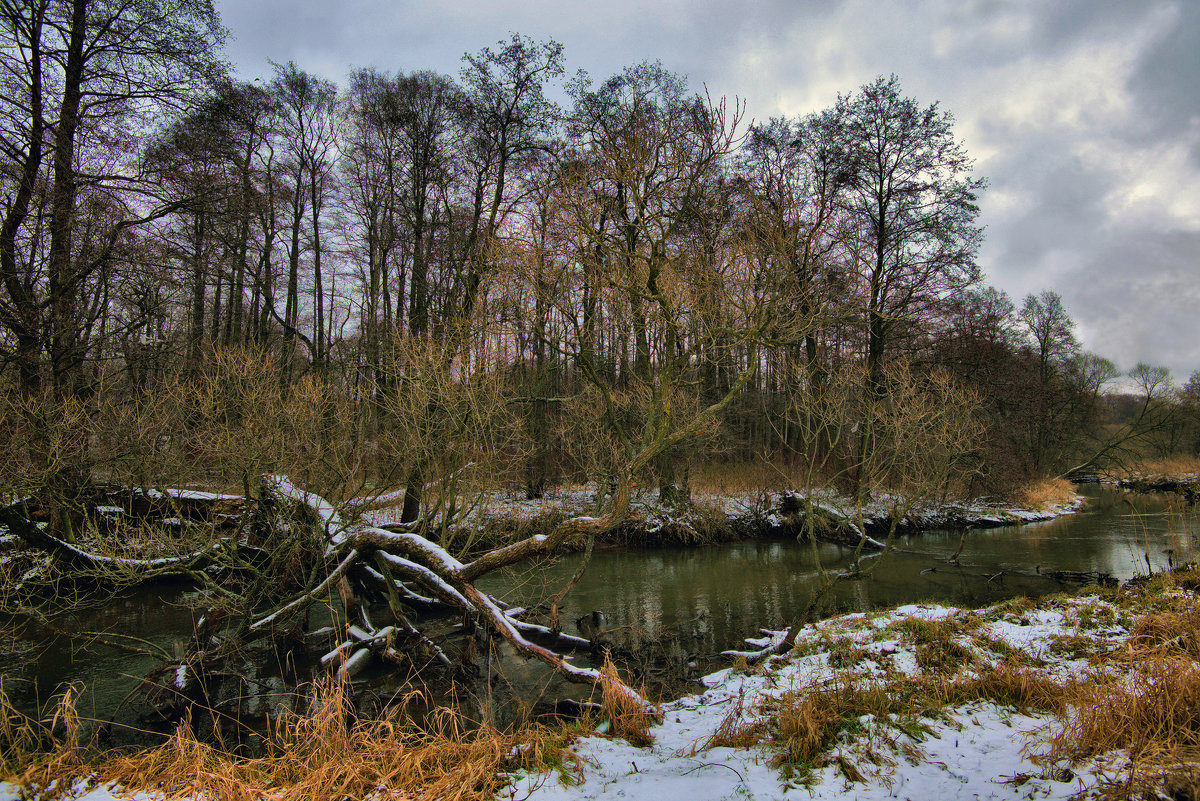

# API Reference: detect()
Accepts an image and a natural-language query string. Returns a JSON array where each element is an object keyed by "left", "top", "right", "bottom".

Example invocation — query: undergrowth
[{"left": 3, "top": 679, "right": 582, "bottom": 801}]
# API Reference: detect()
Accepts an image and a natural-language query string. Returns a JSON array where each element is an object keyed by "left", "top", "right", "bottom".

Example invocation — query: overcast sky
[{"left": 214, "top": 0, "right": 1200, "bottom": 381}]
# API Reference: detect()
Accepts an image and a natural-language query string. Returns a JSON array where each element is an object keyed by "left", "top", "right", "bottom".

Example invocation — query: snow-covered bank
[
  {"left": 1110, "top": 470, "right": 1200, "bottom": 502},
  {"left": 361, "top": 483, "right": 1084, "bottom": 549},
  {"left": 506, "top": 582, "right": 1187, "bottom": 801},
  {"left": 7, "top": 573, "right": 1197, "bottom": 800}
]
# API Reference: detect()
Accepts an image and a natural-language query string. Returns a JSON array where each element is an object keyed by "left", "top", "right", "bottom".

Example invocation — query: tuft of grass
[
  {"left": 826, "top": 637, "right": 869, "bottom": 670},
  {"left": 599, "top": 654, "right": 658, "bottom": 746},
  {"left": 973, "top": 634, "right": 1043, "bottom": 668},
  {"left": 1072, "top": 602, "right": 1118, "bottom": 632},
  {"left": 1013, "top": 477, "right": 1078, "bottom": 510},
  {"left": 1128, "top": 611, "right": 1200, "bottom": 660},
  {"left": 889, "top": 617, "right": 976, "bottom": 676},
  {"left": 1047, "top": 634, "right": 1101, "bottom": 661},
  {"left": 937, "top": 663, "right": 1079, "bottom": 716},
  {"left": 765, "top": 677, "right": 905, "bottom": 772},
  {"left": 0, "top": 682, "right": 87, "bottom": 793},
  {"left": 1051, "top": 657, "right": 1200, "bottom": 763},
  {"left": 1172, "top": 566, "right": 1200, "bottom": 595}
]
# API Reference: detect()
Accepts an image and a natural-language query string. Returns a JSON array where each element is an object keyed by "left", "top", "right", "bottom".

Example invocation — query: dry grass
[
  {"left": 6, "top": 679, "right": 579, "bottom": 801},
  {"left": 1013, "top": 477, "right": 1078, "bottom": 510},
  {"left": 1051, "top": 658, "right": 1200, "bottom": 763},
  {"left": 1128, "top": 456, "right": 1200, "bottom": 478},
  {"left": 599, "top": 654, "right": 657, "bottom": 746},
  {"left": 768, "top": 680, "right": 888, "bottom": 767},
  {"left": 1047, "top": 593, "right": 1200, "bottom": 798},
  {"left": 0, "top": 683, "right": 88, "bottom": 796},
  {"left": 1129, "top": 610, "right": 1200, "bottom": 660},
  {"left": 938, "top": 663, "right": 1077, "bottom": 716},
  {"left": 689, "top": 460, "right": 811, "bottom": 495},
  {"left": 890, "top": 618, "right": 977, "bottom": 675},
  {"left": 706, "top": 675, "right": 908, "bottom": 770}
]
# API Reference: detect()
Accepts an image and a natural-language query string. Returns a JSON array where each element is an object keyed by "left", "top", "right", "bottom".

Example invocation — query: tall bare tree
[{"left": 833, "top": 75, "right": 986, "bottom": 494}]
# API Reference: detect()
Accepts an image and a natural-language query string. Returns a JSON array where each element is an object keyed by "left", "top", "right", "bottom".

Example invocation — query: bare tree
[
  {"left": 271, "top": 61, "right": 337, "bottom": 374},
  {"left": 833, "top": 75, "right": 985, "bottom": 495},
  {"left": 0, "top": 0, "right": 222, "bottom": 537}
]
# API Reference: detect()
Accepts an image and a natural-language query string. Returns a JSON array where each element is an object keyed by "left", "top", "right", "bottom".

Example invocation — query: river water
[{"left": 3, "top": 485, "right": 1196, "bottom": 729}]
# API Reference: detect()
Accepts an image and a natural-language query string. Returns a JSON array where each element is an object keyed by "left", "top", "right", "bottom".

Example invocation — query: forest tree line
[{"left": 0, "top": 2, "right": 1191, "bottom": 533}]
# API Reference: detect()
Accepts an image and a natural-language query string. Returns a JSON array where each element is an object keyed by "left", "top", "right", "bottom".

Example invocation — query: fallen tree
[{"left": 0, "top": 474, "right": 654, "bottom": 716}]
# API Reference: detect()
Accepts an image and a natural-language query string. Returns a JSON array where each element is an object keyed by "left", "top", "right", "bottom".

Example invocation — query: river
[{"left": 3, "top": 484, "right": 1196, "bottom": 731}]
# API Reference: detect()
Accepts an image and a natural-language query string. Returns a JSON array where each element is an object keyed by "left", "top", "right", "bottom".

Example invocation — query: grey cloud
[
  {"left": 1127, "top": 2, "right": 1200, "bottom": 159},
  {"left": 1067, "top": 230, "right": 1200, "bottom": 378}
]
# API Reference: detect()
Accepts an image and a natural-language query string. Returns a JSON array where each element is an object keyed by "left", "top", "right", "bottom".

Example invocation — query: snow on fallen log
[
  {"left": 503, "top": 615, "right": 596, "bottom": 651},
  {"left": 276, "top": 476, "right": 652, "bottom": 707},
  {"left": 373, "top": 551, "right": 474, "bottom": 610},
  {"left": 141, "top": 488, "right": 245, "bottom": 503},
  {"left": 263, "top": 474, "right": 343, "bottom": 532},
  {"left": 0, "top": 504, "right": 226, "bottom": 573},
  {"left": 338, "top": 647, "right": 373, "bottom": 679},
  {"left": 342, "top": 526, "right": 465, "bottom": 572}
]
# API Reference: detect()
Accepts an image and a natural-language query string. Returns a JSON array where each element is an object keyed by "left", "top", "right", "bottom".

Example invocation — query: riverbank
[
  {"left": 1111, "top": 471, "right": 1200, "bottom": 502},
  {"left": 505, "top": 569, "right": 1200, "bottom": 801},
  {"left": 8, "top": 568, "right": 1198, "bottom": 801},
  {"left": 363, "top": 482, "right": 1085, "bottom": 551}
]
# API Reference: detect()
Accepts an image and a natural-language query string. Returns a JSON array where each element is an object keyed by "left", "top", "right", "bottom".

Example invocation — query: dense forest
[
  {"left": 2, "top": 0, "right": 1199, "bottom": 725},
  {"left": 2, "top": 4, "right": 1192, "bottom": 515}
]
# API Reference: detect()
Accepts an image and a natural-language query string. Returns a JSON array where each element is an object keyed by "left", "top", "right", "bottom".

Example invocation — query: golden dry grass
[
  {"left": 1051, "top": 657, "right": 1200, "bottom": 762},
  {"left": 599, "top": 654, "right": 657, "bottom": 746},
  {"left": 689, "top": 460, "right": 812, "bottom": 495},
  {"left": 6, "top": 679, "right": 579, "bottom": 801},
  {"left": 1129, "top": 456, "right": 1200, "bottom": 478},
  {"left": 0, "top": 683, "right": 87, "bottom": 796},
  {"left": 937, "top": 663, "right": 1077, "bottom": 716},
  {"left": 1128, "top": 610, "right": 1200, "bottom": 660},
  {"left": 705, "top": 675, "right": 904, "bottom": 768},
  {"left": 1013, "top": 477, "right": 1078, "bottom": 510}
]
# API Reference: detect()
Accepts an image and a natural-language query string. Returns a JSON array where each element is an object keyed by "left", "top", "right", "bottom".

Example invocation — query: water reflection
[
  {"left": 5, "top": 485, "right": 1197, "bottom": 727},
  {"left": 478, "top": 485, "right": 1200, "bottom": 660}
]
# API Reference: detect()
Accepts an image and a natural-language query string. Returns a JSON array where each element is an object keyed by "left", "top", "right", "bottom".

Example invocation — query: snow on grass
[
  {"left": 4, "top": 585, "right": 1190, "bottom": 801},
  {"left": 505, "top": 595, "right": 1144, "bottom": 801},
  {"left": 0, "top": 781, "right": 160, "bottom": 801}
]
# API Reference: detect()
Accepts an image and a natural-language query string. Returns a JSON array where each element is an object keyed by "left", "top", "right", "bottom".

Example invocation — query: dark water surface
[
  {"left": 4, "top": 485, "right": 1196, "bottom": 729},
  {"left": 481, "top": 486, "right": 1199, "bottom": 661}
]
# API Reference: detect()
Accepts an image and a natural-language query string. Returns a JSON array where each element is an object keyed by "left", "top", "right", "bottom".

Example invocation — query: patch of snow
[{"left": 508, "top": 594, "right": 1140, "bottom": 801}]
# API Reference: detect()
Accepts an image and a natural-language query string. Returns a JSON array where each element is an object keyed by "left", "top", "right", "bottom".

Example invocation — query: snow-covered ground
[{"left": 504, "top": 596, "right": 1141, "bottom": 801}]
